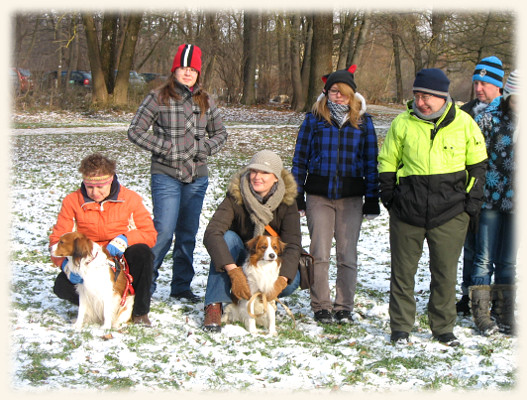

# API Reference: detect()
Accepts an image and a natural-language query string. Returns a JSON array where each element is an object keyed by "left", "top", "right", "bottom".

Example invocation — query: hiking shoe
[
  {"left": 434, "top": 332, "right": 460, "bottom": 347},
  {"left": 314, "top": 310, "right": 334, "bottom": 324},
  {"left": 203, "top": 303, "right": 222, "bottom": 332},
  {"left": 132, "top": 314, "right": 152, "bottom": 327},
  {"left": 171, "top": 290, "right": 200, "bottom": 304},
  {"left": 390, "top": 330, "right": 409, "bottom": 344},
  {"left": 334, "top": 310, "right": 353, "bottom": 324},
  {"left": 456, "top": 295, "right": 471, "bottom": 316}
]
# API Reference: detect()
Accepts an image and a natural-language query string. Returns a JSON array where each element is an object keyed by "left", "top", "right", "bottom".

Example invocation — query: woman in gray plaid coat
[{"left": 128, "top": 44, "right": 228, "bottom": 302}]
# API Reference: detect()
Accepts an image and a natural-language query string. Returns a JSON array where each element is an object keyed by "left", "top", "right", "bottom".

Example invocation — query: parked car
[
  {"left": 12, "top": 67, "right": 34, "bottom": 93},
  {"left": 139, "top": 72, "right": 164, "bottom": 83},
  {"left": 139, "top": 72, "right": 168, "bottom": 89},
  {"left": 114, "top": 70, "right": 146, "bottom": 89},
  {"left": 43, "top": 70, "right": 92, "bottom": 89}
]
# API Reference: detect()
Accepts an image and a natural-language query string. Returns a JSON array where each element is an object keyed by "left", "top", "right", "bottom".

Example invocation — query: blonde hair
[{"left": 312, "top": 82, "right": 362, "bottom": 128}]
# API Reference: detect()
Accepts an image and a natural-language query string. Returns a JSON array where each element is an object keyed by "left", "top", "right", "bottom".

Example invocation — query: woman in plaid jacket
[
  {"left": 292, "top": 65, "right": 380, "bottom": 325},
  {"left": 128, "top": 44, "right": 228, "bottom": 302}
]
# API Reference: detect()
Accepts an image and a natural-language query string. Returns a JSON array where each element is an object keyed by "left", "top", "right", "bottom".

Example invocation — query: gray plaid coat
[{"left": 128, "top": 83, "right": 228, "bottom": 183}]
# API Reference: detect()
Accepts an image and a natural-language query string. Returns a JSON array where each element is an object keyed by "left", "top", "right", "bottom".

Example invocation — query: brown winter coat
[{"left": 203, "top": 168, "right": 302, "bottom": 282}]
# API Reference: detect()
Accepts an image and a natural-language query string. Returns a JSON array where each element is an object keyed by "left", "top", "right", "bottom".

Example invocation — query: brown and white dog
[
  {"left": 222, "top": 235, "right": 285, "bottom": 335},
  {"left": 51, "top": 232, "right": 135, "bottom": 331}
]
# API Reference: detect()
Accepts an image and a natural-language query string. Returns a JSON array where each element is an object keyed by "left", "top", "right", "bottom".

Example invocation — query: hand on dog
[
  {"left": 266, "top": 276, "right": 288, "bottom": 301},
  {"left": 106, "top": 234, "right": 128, "bottom": 257},
  {"left": 61, "top": 259, "right": 84, "bottom": 284},
  {"left": 227, "top": 267, "right": 251, "bottom": 300}
]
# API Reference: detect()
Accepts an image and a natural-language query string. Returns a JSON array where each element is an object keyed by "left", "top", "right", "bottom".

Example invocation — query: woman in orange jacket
[{"left": 49, "top": 153, "right": 157, "bottom": 325}]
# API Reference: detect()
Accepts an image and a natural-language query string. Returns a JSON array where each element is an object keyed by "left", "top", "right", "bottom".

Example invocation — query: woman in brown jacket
[{"left": 202, "top": 150, "right": 302, "bottom": 332}]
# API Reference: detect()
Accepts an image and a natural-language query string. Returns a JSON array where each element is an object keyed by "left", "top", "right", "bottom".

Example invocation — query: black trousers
[{"left": 53, "top": 243, "right": 154, "bottom": 316}]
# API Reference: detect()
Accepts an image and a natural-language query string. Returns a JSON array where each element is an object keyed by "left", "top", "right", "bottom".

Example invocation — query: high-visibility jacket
[{"left": 378, "top": 100, "right": 488, "bottom": 229}]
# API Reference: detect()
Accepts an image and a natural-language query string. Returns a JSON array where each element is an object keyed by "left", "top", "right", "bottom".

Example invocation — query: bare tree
[
  {"left": 113, "top": 14, "right": 142, "bottom": 106},
  {"left": 289, "top": 13, "right": 305, "bottom": 111},
  {"left": 241, "top": 11, "right": 258, "bottom": 105},
  {"left": 305, "top": 13, "right": 333, "bottom": 110}
]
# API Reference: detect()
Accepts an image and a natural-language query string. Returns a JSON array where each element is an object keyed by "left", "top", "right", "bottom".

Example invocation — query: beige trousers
[{"left": 306, "top": 194, "right": 363, "bottom": 312}]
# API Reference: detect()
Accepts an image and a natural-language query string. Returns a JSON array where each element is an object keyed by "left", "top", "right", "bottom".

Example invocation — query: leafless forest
[{"left": 11, "top": 9, "right": 515, "bottom": 111}]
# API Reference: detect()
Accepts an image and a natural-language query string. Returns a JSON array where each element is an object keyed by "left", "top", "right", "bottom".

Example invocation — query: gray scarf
[
  {"left": 239, "top": 170, "right": 285, "bottom": 236},
  {"left": 412, "top": 94, "right": 452, "bottom": 121}
]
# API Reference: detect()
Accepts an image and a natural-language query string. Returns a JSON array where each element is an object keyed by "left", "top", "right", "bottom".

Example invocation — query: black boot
[{"left": 456, "top": 294, "right": 471, "bottom": 316}]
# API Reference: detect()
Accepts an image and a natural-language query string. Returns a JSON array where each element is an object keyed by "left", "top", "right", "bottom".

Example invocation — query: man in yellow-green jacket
[{"left": 378, "top": 68, "right": 488, "bottom": 347}]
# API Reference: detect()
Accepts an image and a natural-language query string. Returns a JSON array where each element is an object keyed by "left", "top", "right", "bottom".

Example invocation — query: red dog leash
[{"left": 111, "top": 255, "right": 135, "bottom": 306}]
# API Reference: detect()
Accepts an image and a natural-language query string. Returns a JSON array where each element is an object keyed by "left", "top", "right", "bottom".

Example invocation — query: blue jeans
[
  {"left": 150, "top": 173, "right": 208, "bottom": 295},
  {"left": 471, "top": 210, "right": 516, "bottom": 286},
  {"left": 204, "top": 230, "right": 300, "bottom": 306}
]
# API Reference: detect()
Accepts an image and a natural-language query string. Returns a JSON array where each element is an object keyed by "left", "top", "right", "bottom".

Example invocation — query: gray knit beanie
[{"left": 246, "top": 150, "right": 283, "bottom": 179}]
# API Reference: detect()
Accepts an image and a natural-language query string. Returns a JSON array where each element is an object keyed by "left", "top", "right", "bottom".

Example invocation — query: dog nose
[{"left": 269, "top": 253, "right": 275, "bottom": 259}]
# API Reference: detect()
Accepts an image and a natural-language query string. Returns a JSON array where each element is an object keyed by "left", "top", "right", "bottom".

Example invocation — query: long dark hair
[
  {"left": 158, "top": 74, "right": 210, "bottom": 115},
  {"left": 499, "top": 95, "right": 513, "bottom": 116}
]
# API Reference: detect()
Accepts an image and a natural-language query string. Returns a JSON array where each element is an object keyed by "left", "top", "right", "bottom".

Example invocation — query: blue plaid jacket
[{"left": 292, "top": 112, "right": 379, "bottom": 202}]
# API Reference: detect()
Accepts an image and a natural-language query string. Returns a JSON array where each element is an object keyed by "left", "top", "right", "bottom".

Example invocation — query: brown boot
[
  {"left": 204, "top": 303, "right": 222, "bottom": 332},
  {"left": 492, "top": 284, "right": 516, "bottom": 335},
  {"left": 470, "top": 285, "right": 499, "bottom": 336},
  {"left": 132, "top": 314, "right": 152, "bottom": 327}
]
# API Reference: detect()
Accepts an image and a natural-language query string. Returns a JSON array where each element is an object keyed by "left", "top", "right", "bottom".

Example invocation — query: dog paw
[{"left": 269, "top": 330, "right": 278, "bottom": 336}]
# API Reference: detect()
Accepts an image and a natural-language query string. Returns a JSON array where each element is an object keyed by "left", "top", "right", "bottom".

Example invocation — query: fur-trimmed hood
[{"left": 227, "top": 167, "right": 298, "bottom": 207}]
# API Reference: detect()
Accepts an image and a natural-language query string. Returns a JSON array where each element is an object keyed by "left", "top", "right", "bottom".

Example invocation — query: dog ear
[
  {"left": 272, "top": 239, "right": 287, "bottom": 255},
  {"left": 72, "top": 236, "right": 93, "bottom": 265},
  {"left": 245, "top": 236, "right": 260, "bottom": 253}
]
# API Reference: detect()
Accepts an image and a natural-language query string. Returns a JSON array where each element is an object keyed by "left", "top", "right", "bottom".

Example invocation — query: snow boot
[
  {"left": 492, "top": 284, "right": 516, "bottom": 335},
  {"left": 456, "top": 294, "right": 471, "bottom": 316},
  {"left": 470, "top": 285, "right": 499, "bottom": 336}
]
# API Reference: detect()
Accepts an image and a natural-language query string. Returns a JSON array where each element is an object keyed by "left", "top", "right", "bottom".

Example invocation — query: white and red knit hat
[
  {"left": 503, "top": 69, "right": 519, "bottom": 100},
  {"left": 171, "top": 44, "right": 202, "bottom": 74}
]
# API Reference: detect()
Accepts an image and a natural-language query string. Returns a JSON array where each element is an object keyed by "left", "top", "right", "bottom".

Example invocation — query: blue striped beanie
[{"left": 473, "top": 56, "right": 504, "bottom": 88}]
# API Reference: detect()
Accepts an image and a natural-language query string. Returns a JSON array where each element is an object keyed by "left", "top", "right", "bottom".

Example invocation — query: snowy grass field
[{"left": 7, "top": 105, "right": 518, "bottom": 395}]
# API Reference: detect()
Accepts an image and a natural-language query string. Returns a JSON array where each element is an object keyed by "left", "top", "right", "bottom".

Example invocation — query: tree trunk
[
  {"left": 100, "top": 14, "right": 118, "bottom": 94},
  {"left": 114, "top": 14, "right": 142, "bottom": 106},
  {"left": 289, "top": 13, "right": 304, "bottom": 111},
  {"left": 241, "top": 12, "right": 258, "bottom": 105},
  {"left": 390, "top": 16, "right": 403, "bottom": 103},
  {"left": 348, "top": 12, "right": 370, "bottom": 66},
  {"left": 82, "top": 13, "right": 108, "bottom": 106},
  {"left": 305, "top": 13, "right": 333, "bottom": 111}
]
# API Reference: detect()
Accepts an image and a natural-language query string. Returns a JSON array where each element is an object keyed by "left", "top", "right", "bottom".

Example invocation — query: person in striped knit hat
[
  {"left": 469, "top": 70, "right": 519, "bottom": 336},
  {"left": 128, "top": 44, "right": 228, "bottom": 302},
  {"left": 457, "top": 56, "right": 505, "bottom": 315}
]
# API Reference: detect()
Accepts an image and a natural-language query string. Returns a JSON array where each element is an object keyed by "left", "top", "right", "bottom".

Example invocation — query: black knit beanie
[{"left": 323, "top": 65, "right": 357, "bottom": 93}]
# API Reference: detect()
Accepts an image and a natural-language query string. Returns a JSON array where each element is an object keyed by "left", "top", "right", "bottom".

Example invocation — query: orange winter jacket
[{"left": 49, "top": 180, "right": 157, "bottom": 267}]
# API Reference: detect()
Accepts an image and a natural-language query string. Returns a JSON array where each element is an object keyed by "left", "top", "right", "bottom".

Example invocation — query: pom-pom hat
[
  {"left": 503, "top": 69, "right": 519, "bottom": 100},
  {"left": 413, "top": 68, "right": 450, "bottom": 99},
  {"left": 171, "top": 44, "right": 202, "bottom": 74},
  {"left": 322, "top": 65, "right": 357, "bottom": 93},
  {"left": 472, "top": 56, "right": 504, "bottom": 88}
]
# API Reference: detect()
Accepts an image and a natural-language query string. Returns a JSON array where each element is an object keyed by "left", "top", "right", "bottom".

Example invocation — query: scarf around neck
[
  {"left": 239, "top": 170, "right": 285, "bottom": 236},
  {"left": 327, "top": 100, "right": 350, "bottom": 127},
  {"left": 412, "top": 94, "right": 451, "bottom": 121}
]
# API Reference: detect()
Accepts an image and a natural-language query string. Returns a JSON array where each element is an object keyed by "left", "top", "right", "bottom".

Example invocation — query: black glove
[
  {"left": 362, "top": 197, "right": 380, "bottom": 216},
  {"left": 296, "top": 194, "right": 306, "bottom": 212}
]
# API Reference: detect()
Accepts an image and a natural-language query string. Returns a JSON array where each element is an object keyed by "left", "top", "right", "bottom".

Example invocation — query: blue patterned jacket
[{"left": 476, "top": 96, "right": 516, "bottom": 212}]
